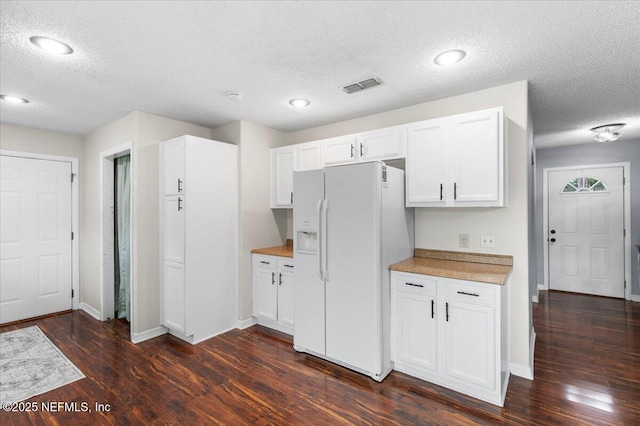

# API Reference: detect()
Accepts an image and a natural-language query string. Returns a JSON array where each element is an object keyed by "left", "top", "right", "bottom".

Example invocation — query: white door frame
[
  {"left": 542, "top": 162, "right": 631, "bottom": 300},
  {"left": 0, "top": 149, "right": 79, "bottom": 311},
  {"left": 99, "top": 143, "right": 133, "bottom": 327}
]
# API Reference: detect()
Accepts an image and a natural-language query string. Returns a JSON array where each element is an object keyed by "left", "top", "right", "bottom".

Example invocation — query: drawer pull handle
[
  {"left": 457, "top": 291, "right": 480, "bottom": 297},
  {"left": 405, "top": 282, "right": 424, "bottom": 288},
  {"left": 284, "top": 264, "right": 293, "bottom": 268},
  {"left": 260, "top": 261, "right": 270, "bottom": 265}
]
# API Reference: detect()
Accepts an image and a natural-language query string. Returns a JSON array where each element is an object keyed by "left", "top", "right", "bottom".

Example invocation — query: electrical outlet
[
  {"left": 480, "top": 234, "right": 495, "bottom": 248},
  {"left": 459, "top": 234, "right": 469, "bottom": 248}
]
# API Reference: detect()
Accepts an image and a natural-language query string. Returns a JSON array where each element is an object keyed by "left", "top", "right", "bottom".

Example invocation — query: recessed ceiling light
[
  {"left": 590, "top": 123, "right": 626, "bottom": 143},
  {"left": 289, "top": 98, "right": 310, "bottom": 108},
  {"left": 30, "top": 36, "right": 74, "bottom": 55},
  {"left": 434, "top": 49, "right": 466, "bottom": 66},
  {"left": 0, "top": 94, "right": 30, "bottom": 104}
]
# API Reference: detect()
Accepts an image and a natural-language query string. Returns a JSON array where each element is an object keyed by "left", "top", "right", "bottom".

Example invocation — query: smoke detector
[
  {"left": 228, "top": 92, "right": 244, "bottom": 102},
  {"left": 340, "top": 77, "right": 383, "bottom": 94}
]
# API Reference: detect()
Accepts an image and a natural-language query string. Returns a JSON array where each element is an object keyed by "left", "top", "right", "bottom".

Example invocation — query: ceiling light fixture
[
  {"left": 289, "top": 98, "right": 310, "bottom": 108},
  {"left": 434, "top": 49, "right": 466, "bottom": 66},
  {"left": 30, "top": 36, "right": 74, "bottom": 55},
  {"left": 590, "top": 123, "right": 626, "bottom": 143},
  {"left": 0, "top": 94, "right": 30, "bottom": 104}
]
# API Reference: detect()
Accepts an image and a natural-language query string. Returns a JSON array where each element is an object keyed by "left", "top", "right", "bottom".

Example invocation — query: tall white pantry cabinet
[{"left": 159, "top": 135, "right": 238, "bottom": 344}]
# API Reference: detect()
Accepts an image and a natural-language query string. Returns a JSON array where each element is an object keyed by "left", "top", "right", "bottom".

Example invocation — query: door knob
[
  {"left": 550, "top": 230, "right": 556, "bottom": 234},
  {"left": 550, "top": 238, "right": 556, "bottom": 242}
]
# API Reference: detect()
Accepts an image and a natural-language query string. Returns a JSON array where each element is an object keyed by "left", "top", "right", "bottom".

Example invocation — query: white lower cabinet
[
  {"left": 391, "top": 271, "right": 509, "bottom": 406},
  {"left": 252, "top": 254, "right": 294, "bottom": 334}
]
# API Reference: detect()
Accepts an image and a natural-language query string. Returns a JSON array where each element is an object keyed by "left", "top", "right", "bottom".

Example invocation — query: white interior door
[
  {"left": 1, "top": 156, "right": 72, "bottom": 323},
  {"left": 548, "top": 166, "right": 624, "bottom": 298}
]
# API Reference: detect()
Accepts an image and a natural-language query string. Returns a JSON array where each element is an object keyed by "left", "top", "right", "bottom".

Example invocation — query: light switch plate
[
  {"left": 459, "top": 234, "right": 469, "bottom": 248},
  {"left": 480, "top": 234, "right": 495, "bottom": 248}
]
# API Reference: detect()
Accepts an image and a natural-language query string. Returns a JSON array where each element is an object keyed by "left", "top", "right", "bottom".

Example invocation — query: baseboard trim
[
  {"left": 131, "top": 326, "right": 167, "bottom": 344},
  {"left": 631, "top": 295, "right": 640, "bottom": 302},
  {"left": 237, "top": 317, "right": 257, "bottom": 330},
  {"left": 532, "top": 286, "right": 539, "bottom": 303},
  {"left": 538, "top": 283, "right": 547, "bottom": 291},
  {"left": 510, "top": 328, "right": 535, "bottom": 380},
  {"left": 79, "top": 302, "right": 101, "bottom": 321}
]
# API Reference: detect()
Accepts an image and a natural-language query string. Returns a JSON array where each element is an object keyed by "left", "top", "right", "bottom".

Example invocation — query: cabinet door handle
[
  {"left": 440, "top": 183, "right": 443, "bottom": 201},
  {"left": 405, "top": 282, "right": 424, "bottom": 288},
  {"left": 360, "top": 143, "right": 364, "bottom": 157},
  {"left": 446, "top": 302, "right": 449, "bottom": 322},
  {"left": 260, "top": 260, "right": 270, "bottom": 265},
  {"left": 271, "top": 272, "right": 275, "bottom": 285},
  {"left": 177, "top": 197, "right": 183, "bottom": 211},
  {"left": 454, "top": 182, "right": 457, "bottom": 200},
  {"left": 177, "top": 178, "right": 183, "bottom": 193},
  {"left": 350, "top": 144, "right": 354, "bottom": 158},
  {"left": 279, "top": 273, "right": 282, "bottom": 286},
  {"left": 431, "top": 299, "right": 435, "bottom": 319},
  {"left": 290, "top": 192, "right": 293, "bottom": 204},
  {"left": 457, "top": 291, "right": 480, "bottom": 297}
]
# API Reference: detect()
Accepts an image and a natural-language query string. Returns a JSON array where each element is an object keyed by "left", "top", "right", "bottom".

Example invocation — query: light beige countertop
[
  {"left": 251, "top": 239, "right": 294, "bottom": 258},
  {"left": 389, "top": 249, "right": 513, "bottom": 285}
]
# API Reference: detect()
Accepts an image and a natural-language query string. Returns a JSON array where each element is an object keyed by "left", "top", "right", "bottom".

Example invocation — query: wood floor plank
[{"left": 1, "top": 290, "right": 639, "bottom": 424}]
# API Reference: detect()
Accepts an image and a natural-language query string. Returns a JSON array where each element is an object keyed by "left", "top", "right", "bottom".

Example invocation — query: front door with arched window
[{"left": 547, "top": 166, "right": 625, "bottom": 298}]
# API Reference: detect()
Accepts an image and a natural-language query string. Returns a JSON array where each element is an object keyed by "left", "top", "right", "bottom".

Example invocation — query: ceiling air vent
[{"left": 341, "top": 77, "right": 382, "bottom": 94}]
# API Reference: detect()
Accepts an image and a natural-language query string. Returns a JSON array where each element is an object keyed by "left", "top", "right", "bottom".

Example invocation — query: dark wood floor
[{"left": 1, "top": 291, "right": 639, "bottom": 425}]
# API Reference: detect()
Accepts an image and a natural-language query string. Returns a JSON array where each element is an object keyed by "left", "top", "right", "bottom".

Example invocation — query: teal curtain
[{"left": 114, "top": 155, "right": 131, "bottom": 321}]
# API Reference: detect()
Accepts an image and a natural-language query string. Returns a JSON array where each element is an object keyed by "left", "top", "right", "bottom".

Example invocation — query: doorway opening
[
  {"left": 100, "top": 144, "right": 132, "bottom": 324},
  {"left": 542, "top": 162, "right": 631, "bottom": 300}
]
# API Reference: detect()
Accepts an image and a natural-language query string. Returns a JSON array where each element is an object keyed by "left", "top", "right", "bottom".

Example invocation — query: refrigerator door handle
[
  {"left": 316, "top": 199, "right": 323, "bottom": 281},
  {"left": 321, "top": 198, "right": 329, "bottom": 281}
]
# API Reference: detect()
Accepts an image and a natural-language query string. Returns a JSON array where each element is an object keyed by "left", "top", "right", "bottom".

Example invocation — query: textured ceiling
[{"left": 1, "top": 1, "right": 639, "bottom": 148}]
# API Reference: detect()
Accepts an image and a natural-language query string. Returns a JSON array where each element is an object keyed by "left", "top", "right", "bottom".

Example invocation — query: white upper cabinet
[
  {"left": 162, "top": 139, "right": 185, "bottom": 195},
  {"left": 295, "top": 141, "right": 322, "bottom": 171},
  {"left": 406, "top": 107, "right": 506, "bottom": 208},
  {"left": 357, "top": 126, "right": 406, "bottom": 161},
  {"left": 450, "top": 108, "right": 503, "bottom": 206},
  {"left": 321, "top": 135, "right": 359, "bottom": 166},
  {"left": 406, "top": 118, "right": 447, "bottom": 206},
  {"left": 271, "top": 146, "right": 295, "bottom": 208}
]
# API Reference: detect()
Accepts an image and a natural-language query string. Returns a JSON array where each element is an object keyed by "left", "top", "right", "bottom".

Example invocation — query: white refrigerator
[{"left": 293, "top": 161, "right": 414, "bottom": 381}]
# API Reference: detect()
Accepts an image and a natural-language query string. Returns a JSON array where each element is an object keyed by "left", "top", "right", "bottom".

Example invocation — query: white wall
[
  {"left": 238, "top": 121, "right": 288, "bottom": 320},
  {"left": 286, "top": 81, "right": 533, "bottom": 372},
  {"left": 536, "top": 138, "right": 640, "bottom": 295},
  {"left": 132, "top": 111, "right": 214, "bottom": 334},
  {"left": 0, "top": 123, "right": 84, "bottom": 158},
  {"left": 81, "top": 111, "right": 215, "bottom": 334},
  {"left": 82, "top": 113, "right": 137, "bottom": 313}
]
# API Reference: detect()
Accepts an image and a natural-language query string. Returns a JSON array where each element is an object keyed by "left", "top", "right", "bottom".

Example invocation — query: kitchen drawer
[
  {"left": 277, "top": 258, "right": 294, "bottom": 271},
  {"left": 444, "top": 280, "right": 496, "bottom": 306},
  {"left": 392, "top": 272, "right": 437, "bottom": 296},
  {"left": 253, "top": 255, "right": 276, "bottom": 270}
]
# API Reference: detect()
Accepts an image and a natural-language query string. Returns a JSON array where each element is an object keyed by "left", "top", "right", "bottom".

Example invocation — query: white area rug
[{"left": 0, "top": 325, "right": 85, "bottom": 404}]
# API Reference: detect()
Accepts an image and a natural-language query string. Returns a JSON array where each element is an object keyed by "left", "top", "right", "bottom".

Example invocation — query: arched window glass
[{"left": 562, "top": 177, "right": 608, "bottom": 193}]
